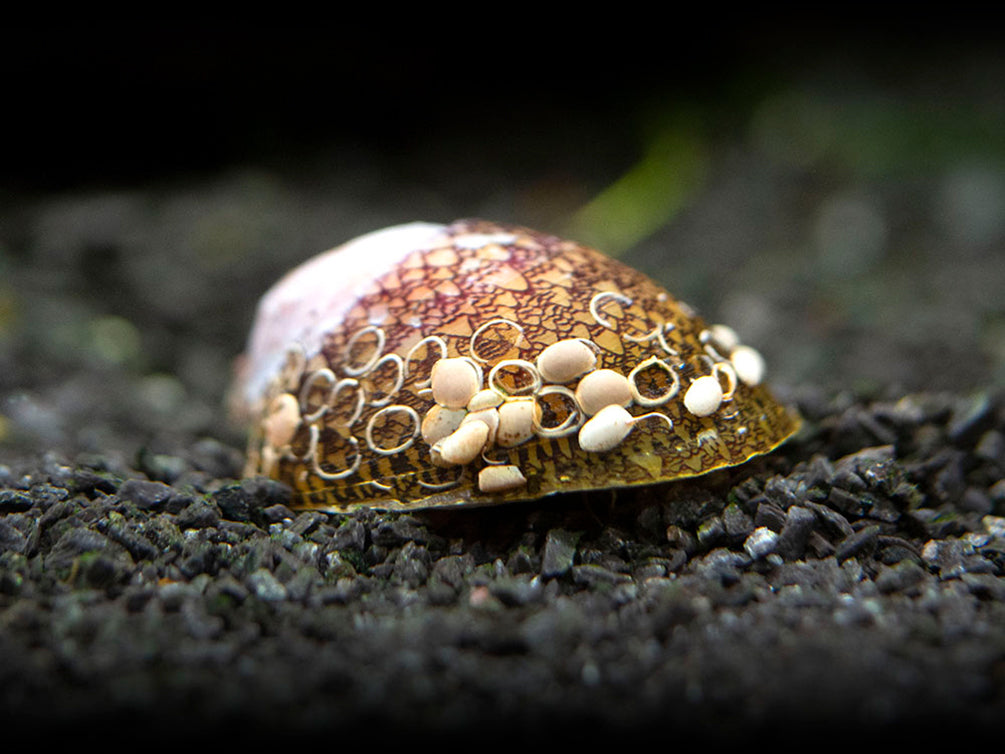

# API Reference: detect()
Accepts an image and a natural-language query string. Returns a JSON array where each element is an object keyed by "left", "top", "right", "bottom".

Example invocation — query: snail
[{"left": 229, "top": 219, "right": 801, "bottom": 511}]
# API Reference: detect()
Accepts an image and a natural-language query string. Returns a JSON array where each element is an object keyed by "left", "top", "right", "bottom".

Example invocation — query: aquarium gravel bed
[{"left": 1, "top": 384, "right": 1003, "bottom": 744}]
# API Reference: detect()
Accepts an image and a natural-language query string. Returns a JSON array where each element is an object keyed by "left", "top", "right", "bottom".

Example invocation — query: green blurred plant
[{"left": 565, "top": 113, "right": 708, "bottom": 257}]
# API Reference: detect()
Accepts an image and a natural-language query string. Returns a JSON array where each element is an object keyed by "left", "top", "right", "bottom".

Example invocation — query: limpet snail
[{"left": 230, "top": 219, "right": 801, "bottom": 511}]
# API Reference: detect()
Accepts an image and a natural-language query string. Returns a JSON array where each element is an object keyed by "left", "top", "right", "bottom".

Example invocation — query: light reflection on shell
[{"left": 231, "top": 219, "right": 801, "bottom": 511}]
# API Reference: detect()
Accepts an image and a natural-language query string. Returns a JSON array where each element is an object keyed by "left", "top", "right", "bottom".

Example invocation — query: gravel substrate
[{"left": 1, "top": 384, "right": 1003, "bottom": 743}]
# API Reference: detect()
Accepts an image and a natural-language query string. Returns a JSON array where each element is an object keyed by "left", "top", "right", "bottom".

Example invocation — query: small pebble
[
  {"left": 723, "top": 503, "right": 754, "bottom": 540},
  {"left": 875, "top": 560, "right": 927, "bottom": 594},
  {"left": 175, "top": 501, "right": 221, "bottom": 530},
  {"left": 490, "top": 575, "right": 542, "bottom": 606},
  {"left": 774, "top": 506, "right": 817, "bottom": 561},
  {"left": 960, "top": 487, "right": 993, "bottom": 514},
  {"left": 947, "top": 392, "right": 995, "bottom": 446},
  {"left": 752, "top": 499, "right": 787, "bottom": 531},
  {"left": 836, "top": 525, "right": 881, "bottom": 562},
  {"left": 805, "top": 501, "right": 855, "bottom": 539},
  {"left": 541, "top": 528, "right": 580, "bottom": 578},
  {"left": 117, "top": 479, "right": 174, "bottom": 509},
  {"left": 572, "top": 564, "right": 632, "bottom": 588},
  {"left": 744, "top": 526, "right": 779, "bottom": 559},
  {"left": 246, "top": 568, "right": 288, "bottom": 601}
]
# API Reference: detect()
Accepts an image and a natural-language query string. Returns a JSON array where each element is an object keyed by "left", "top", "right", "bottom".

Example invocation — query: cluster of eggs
[{"left": 231, "top": 220, "right": 800, "bottom": 511}]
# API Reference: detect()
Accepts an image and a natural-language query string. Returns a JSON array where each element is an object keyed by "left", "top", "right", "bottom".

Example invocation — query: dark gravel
[
  {"left": 2, "top": 28, "right": 1004, "bottom": 747},
  {"left": 1, "top": 387, "right": 1004, "bottom": 744}
]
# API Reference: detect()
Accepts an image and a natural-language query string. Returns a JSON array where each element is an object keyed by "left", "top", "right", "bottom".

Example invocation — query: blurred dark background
[
  {"left": 1, "top": 22, "right": 1002, "bottom": 461},
  {"left": 6, "top": 22, "right": 1000, "bottom": 190}
]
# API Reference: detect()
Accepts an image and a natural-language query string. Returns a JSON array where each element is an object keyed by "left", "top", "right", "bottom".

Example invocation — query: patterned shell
[{"left": 231, "top": 219, "right": 801, "bottom": 511}]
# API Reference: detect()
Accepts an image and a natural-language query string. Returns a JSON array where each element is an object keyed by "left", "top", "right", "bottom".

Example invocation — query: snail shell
[{"left": 231, "top": 219, "right": 800, "bottom": 511}]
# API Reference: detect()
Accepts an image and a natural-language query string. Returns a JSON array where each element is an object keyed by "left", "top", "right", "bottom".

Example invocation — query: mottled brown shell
[{"left": 232, "top": 219, "right": 800, "bottom": 511}]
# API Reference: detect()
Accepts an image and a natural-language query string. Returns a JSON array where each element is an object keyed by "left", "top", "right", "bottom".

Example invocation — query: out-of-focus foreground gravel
[{"left": 1, "top": 29, "right": 1003, "bottom": 745}]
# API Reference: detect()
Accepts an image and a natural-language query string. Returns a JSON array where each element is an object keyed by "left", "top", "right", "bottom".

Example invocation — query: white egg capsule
[
  {"left": 730, "top": 345, "right": 766, "bottom": 386},
  {"left": 263, "top": 393, "right": 301, "bottom": 448},
  {"left": 467, "top": 388, "right": 504, "bottom": 412},
  {"left": 683, "top": 375, "right": 723, "bottom": 417},
  {"left": 536, "top": 338, "right": 597, "bottom": 384},
  {"left": 496, "top": 397, "right": 536, "bottom": 447},
  {"left": 420, "top": 404, "right": 466, "bottom": 445},
  {"left": 577, "top": 404, "right": 672, "bottom": 453},
  {"left": 703, "top": 323, "right": 740, "bottom": 354},
  {"left": 460, "top": 407, "right": 500, "bottom": 447},
  {"left": 431, "top": 357, "right": 482, "bottom": 409},
  {"left": 430, "top": 421, "right": 490, "bottom": 466},
  {"left": 574, "top": 368, "right": 633, "bottom": 417},
  {"left": 478, "top": 464, "right": 528, "bottom": 493}
]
